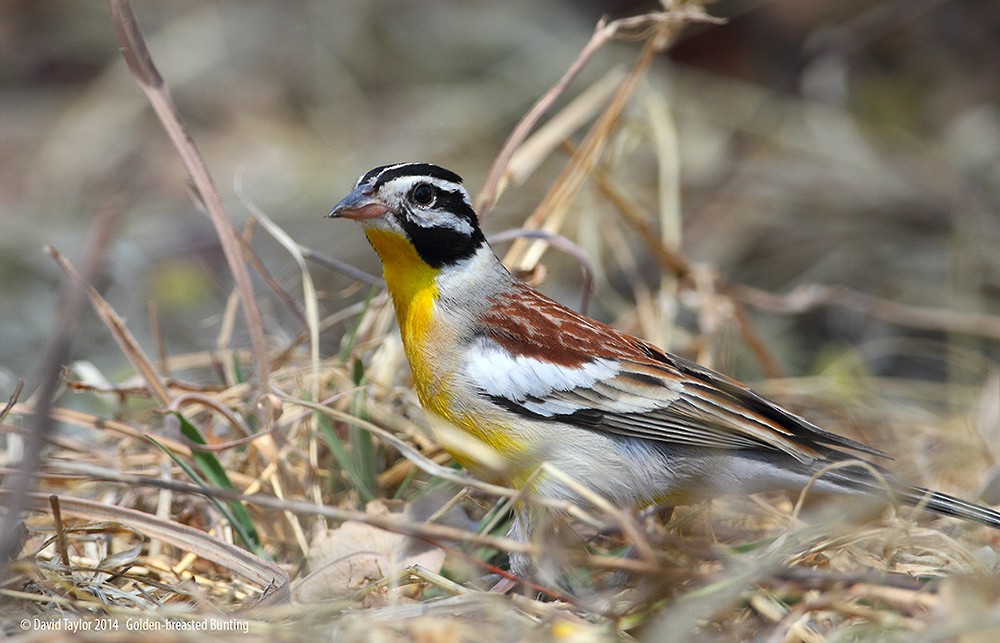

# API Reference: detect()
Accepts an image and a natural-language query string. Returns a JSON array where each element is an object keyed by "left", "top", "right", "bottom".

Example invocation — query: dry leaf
[{"left": 294, "top": 501, "right": 446, "bottom": 602}]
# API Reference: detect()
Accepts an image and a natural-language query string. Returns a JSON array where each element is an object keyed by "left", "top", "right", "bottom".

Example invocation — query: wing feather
[{"left": 470, "top": 283, "right": 888, "bottom": 465}]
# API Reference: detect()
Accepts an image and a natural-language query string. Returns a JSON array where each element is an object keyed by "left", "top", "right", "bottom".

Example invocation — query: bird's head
[{"left": 328, "top": 162, "right": 486, "bottom": 268}]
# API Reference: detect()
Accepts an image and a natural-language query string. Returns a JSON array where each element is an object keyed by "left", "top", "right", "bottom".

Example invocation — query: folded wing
[{"left": 470, "top": 283, "right": 887, "bottom": 467}]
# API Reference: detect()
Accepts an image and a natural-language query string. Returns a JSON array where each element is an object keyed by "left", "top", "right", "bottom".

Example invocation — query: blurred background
[{"left": 1, "top": 0, "right": 998, "bottom": 405}]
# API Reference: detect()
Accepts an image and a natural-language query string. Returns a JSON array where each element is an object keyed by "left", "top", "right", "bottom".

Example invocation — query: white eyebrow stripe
[
  {"left": 385, "top": 175, "right": 469, "bottom": 203},
  {"left": 355, "top": 163, "right": 412, "bottom": 188}
]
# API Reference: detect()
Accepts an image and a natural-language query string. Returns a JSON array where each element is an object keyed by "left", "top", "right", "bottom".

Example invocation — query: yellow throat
[
  {"left": 363, "top": 228, "right": 519, "bottom": 478},
  {"left": 364, "top": 229, "right": 440, "bottom": 389}
]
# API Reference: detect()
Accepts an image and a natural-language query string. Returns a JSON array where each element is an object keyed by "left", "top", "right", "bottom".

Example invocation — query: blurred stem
[
  {"left": 108, "top": 0, "right": 270, "bottom": 397},
  {"left": 0, "top": 204, "right": 120, "bottom": 572}
]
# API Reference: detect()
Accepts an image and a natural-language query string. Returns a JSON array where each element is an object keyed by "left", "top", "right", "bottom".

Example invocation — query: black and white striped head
[{"left": 328, "top": 162, "right": 486, "bottom": 268}]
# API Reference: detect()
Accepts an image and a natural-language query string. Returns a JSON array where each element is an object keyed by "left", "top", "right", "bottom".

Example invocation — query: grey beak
[{"left": 327, "top": 184, "right": 390, "bottom": 221}]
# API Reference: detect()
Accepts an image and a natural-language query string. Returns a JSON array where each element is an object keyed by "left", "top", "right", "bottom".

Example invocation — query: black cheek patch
[
  {"left": 405, "top": 223, "right": 484, "bottom": 268},
  {"left": 398, "top": 191, "right": 486, "bottom": 268}
]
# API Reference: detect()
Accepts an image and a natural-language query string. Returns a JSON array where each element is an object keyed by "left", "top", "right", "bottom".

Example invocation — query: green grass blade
[{"left": 157, "top": 412, "right": 265, "bottom": 554}]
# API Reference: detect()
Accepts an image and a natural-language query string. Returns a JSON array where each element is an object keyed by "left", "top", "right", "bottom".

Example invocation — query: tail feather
[
  {"left": 894, "top": 484, "right": 1000, "bottom": 529},
  {"left": 822, "top": 467, "right": 1000, "bottom": 529}
]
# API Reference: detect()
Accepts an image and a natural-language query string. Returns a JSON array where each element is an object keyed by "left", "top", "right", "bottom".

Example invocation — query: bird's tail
[
  {"left": 822, "top": 467, "right": 1000, "bottom": 530},
  {"left": 892, "top": 482, "right": 1000, "bottom": 529}
]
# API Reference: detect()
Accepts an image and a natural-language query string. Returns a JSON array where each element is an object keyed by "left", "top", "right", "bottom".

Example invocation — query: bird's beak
[{"left": 327, "top": 184, "right": 390, "bottom": 220}]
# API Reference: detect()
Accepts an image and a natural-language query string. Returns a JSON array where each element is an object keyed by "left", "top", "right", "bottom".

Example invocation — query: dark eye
[{"left": 411, "top": 183, "right": 435, "bottom": 206}]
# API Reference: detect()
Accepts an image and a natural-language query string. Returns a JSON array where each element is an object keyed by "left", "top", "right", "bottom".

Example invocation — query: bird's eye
[{"left": 411, "top": 183, "right": 435, "bottom": 207}]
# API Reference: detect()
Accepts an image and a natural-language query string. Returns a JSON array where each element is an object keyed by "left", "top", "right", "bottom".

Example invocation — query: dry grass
[{"left": 2, "top": 1, "right": 999, "bottom": 640}]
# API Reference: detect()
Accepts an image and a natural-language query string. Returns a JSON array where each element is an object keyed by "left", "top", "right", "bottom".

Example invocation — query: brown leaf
[{"left": 294, "top": 501, "right": 446, "bottom": 602}]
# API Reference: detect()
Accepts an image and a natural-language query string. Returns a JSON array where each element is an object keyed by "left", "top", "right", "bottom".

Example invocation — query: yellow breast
[
  {"left": 364, "top": 228, "right": 447, "bottom": 408},
  {"left": 364, "top": 228, "right": 524, "bottom": 476}
]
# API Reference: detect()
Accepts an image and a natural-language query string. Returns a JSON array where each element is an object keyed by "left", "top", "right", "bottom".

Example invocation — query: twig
[
  {"left": 501, "top": 30, "right": 667, "bottom": 273},
  {"left": 593, "top": 163, "right": 785, "bottom": 376},
  {"left": 0, "top": 486, "right": 535, "bottom": 562},
  {"left": 11, "top": 402, "right": 193, "bottom": 456},
  {"left": 49, "top": 495, "right": 71, "bottom": 568},
  {"left": 728, "top": 293, "right": 786, "bottom": 378},
  {"left": 488, "top": 228, "right": 596, "bottom": 314},
  {"left": 734, "top": 283, "right": 1000, "bottom": 341},
  {"left": 0, "top": 490, "right": 289, "bottom": 598},
  {"left": 475, "top": 7, "right": 722, "bottom": 220},
  {"left": 475, "top": 18, "right": 621, "bottom": 220},
  {"left": 0, "top": 380, "right": 24, "bottom": 424},
  {"left": 0, "top": 204, "right": 119, "bottom": 572},
  {"left": 592, "top": 163, "right": 692, "bottom": 279},
  {"left": 108, "top": 0, "right": 270, "bottom": 395},
  {"left": 237, "top": 218, "right": 308, "bottom": 328},
  {"left": 50, "top": 248, "right": 172, "bottom": 406},
  {"left": 300, "top": 245, "right": 385, "bottom": 287},
  {"left": 146, "top": 300, "right": 169, "bottom": 377}
]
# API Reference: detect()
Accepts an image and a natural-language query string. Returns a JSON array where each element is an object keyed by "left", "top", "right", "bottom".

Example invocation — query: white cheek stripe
[
  {"left": 410, "top": 208, "right": 475, "bottom": 235},
  {"left": 386, "top": 175, "right": 467, "bottom": 202},
  {"left": 464, "top": 340, "right": 619, "bottom": 411}
]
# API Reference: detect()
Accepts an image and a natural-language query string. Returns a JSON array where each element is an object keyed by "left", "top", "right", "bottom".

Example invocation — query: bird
[{"left": 327, "top": 161, "right": 1000, "bottom": 578}]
